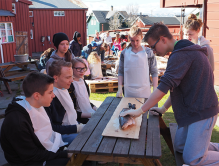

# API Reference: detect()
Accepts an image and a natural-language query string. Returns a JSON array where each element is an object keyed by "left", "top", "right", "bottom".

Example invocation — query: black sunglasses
[
  {"left": 150, "top": 38, "right": 160, "bottom": 51},
  {"left": 74, "top": 67, "right": 87, "bottom": 72}
]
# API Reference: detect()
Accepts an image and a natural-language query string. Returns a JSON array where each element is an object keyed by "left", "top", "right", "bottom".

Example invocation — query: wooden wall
[
  {"left": 29, "top": 9, "right": 87, "bottom": 53},
  {"left": 0, "top": 0, "right": 12, "bottom": 11},
  {"left": 206, "top": 0, "right": 219, "bottom": 85}
]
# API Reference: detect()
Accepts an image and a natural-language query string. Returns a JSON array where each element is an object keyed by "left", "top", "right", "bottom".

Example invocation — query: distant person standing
[
  {"left": 184, "top": 14, "right": 214, "bottom": 71},
  {"left": 69, "top": 31, "right": 83, "bottom": 57},
  {"left": 46, "top": 32, "right": 74, "bottom": 73},
  {"left": 104, "top": 31, "right": 112, "bottom": 55},
  {"left": 93, "top": 32, "right": 101, "bottom": 42}
]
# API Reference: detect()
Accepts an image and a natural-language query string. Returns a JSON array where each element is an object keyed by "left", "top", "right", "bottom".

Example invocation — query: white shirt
[{"left": 104, "top": 36, "right": 112, "bottom": 44}]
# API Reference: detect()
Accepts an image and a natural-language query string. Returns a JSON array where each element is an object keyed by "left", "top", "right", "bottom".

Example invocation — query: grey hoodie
[
  {"left": 45, "top": 50, "right": 75, "bottom": 73},
  {"left": 198, "top": 36, "right": 214, "bottom": 71},
  {"left": 158, "top": 40, "right": 218, "bottom": 128}
]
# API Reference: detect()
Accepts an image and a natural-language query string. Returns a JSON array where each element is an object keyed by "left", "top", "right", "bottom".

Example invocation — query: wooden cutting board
[{"left": 102, "top": 97, "right": 144, "bottom": 139}]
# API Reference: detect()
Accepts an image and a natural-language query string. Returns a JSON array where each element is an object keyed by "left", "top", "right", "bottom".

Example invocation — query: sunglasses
[
  {"left": 150, "top": 38, "right": 160, "bottom": 51},
  {"left": 74, "top": 67, "right": 87, "bottom": 72}
]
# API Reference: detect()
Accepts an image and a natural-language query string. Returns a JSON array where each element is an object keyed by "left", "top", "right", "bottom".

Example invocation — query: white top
[
  {"left": 89, "top": 62, "right": 103, "bottom": 79},
  {"left": 16, "top": 96, "right": 66, "bottom": 152},
  {"left": 72, "top": 79, "right": 95, "bottom": 114},
  {"left": 104, "top": 36, "right": 112, "bottom": 44},
  {"left": 53, "top": 87, "right": 78, "bottom": 125}
]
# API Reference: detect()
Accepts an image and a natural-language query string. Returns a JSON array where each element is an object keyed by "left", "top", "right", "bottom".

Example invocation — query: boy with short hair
[
  {"left": 0, "top": 72, "right": 69, "bottom": 166},
  {"left": 45, "top": 60, "right": 85, "bottom": 145},
  {"left": 121, "top": 22, "right": 219, "bottom": 166}
]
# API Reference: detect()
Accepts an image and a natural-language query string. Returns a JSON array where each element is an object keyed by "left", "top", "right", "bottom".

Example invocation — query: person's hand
[
  {"left": 76, "top": 123, "right": 85, "bottom": 133},
  {"left": 116, "top": 85, "right": 123, "bottom": 98},
  {"left": 93, "top": 106, "right": 97, "bottom": 111},
  {"left": 149, "top": 105, "right": 167, "bottom": 116},
  {"left": 120, "top": 107, "right": 144, "bottom": 118},
  {"left": 78, "top": 41, "right": 82, "bottom": 45}
]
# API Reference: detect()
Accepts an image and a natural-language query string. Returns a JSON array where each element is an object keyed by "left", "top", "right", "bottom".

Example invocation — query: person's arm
[
  {"left": 7, "top": 120, "right": 68, "bottom": 163},
  {"left": 44, "top": 106, "right": 77, "bottom": 134},
  {"left": 152, "top": 77, "right": 158, "bottom": 91}
]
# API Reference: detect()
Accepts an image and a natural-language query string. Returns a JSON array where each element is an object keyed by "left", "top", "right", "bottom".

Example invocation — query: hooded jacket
[
  {"left": 69, "top": 31, "right": 82, "bottom": 57},
  {"left": 82, "top": 41, "right": 104, "bottom": 61},
  {"left": 198, "top": 36, "right": 214, "bottom": 71},
  {"left": 158, "top": 39, "right": 218, "bottom": 128},
  {"left": 0, "top": 101, "right": 67, "bottom": 166},
  {"left": 45, "top": 50, "right": 74, "bottom": 73}
]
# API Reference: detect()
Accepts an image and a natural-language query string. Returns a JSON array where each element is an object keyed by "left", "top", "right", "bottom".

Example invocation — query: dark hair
[
  {"left": 40, "top": 48, "right": 55, "bottom": 59},
  {"left": 48, "top": 60, "right": 72, "bottom": 77},
  {"left": 22, "top": 72, "right": 54, "bottom": 97},
  {"left": 184, "top": 14, "right": 203, "bottom": 31},
  {"left": 120, "top": 35, "right": 126, "bottom": 40},
  {"left": 143, "top": 22, "right": 173, "bottom": 42},
  {"left": 121, "top": 42, "right": 126, "bottom": 48}
]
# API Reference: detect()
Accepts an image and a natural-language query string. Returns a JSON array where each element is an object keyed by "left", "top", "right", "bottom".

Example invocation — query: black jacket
[
  {"left": 45, "top": 96, "right": 78, "bottom": 134},
  {"left": 69, "top": 31, "right": 82, "bottom": 57},
  {"left": 68, "top": 80, "right": 95, "bottom": 124},
  {"left": 0, "top": 102, "right": 67, "bottom": 166}
]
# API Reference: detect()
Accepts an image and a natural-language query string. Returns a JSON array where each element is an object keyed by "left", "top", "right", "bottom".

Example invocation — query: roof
[
  {"left": 137, "top": 16, "right": 180, "bottom": 25},
  {"left": 29, "top": 0, "right": 87, "bottom": 9},
  {"left": 0, "top": 10, "right": 15, "bottom": 17},
  {"left": 88, "top": 10, "right": 128, "bottom": 23}
]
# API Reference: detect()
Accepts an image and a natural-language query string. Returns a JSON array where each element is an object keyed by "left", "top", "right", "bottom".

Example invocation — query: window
[
  {"left": 0, "top": 23, "right": 14, "bottom": 43},
  {"left": 29, "top": 11, "right": 33, "bottom": 17},
  {"left": 93, "top": 20, "right": 96, "bottom": 25},
  {"left": 54, "top": 11, "right": 65, "bottom": 16},
  {"left": 91, "top": 20, "right": 93, "bottom": 25},
  {"left": 12, "top": 3, "right": 16, "bottom": 14}
]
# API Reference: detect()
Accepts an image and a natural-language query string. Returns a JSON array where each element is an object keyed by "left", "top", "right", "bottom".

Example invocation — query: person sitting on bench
[
  {"left": 0, "top": 72, "right": 70, "bottom": 166},
  {"left": 68, "top": 57, "right": 97, "bottom": 124},
  {"left": 45, "top": 60, "right": 85, "bottom": 145}
]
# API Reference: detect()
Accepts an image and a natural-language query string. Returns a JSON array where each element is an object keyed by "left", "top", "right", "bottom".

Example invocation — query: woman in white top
[
  {"left": 117, "top": 25, "right": 158, "bottom": 98},
  {"left": 184, "top": 14, "right": 214, "bottom": 71},
  {"left": 87, "top": 51, "right": 103, "bottom": 79}
]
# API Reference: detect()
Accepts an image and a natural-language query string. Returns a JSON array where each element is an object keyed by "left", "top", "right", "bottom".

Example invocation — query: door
[{"left": 15, "top": 31, "right": 28, "bottom": 55}]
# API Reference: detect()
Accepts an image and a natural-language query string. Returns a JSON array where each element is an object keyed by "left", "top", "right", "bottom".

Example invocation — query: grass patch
[{"left": 90, "top": 91, "right": 219, "bottom": 166}]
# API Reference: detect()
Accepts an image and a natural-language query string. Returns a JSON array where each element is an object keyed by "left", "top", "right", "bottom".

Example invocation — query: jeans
[
  {"left": 174, "top": 114, "right": 219, "bottom": 166},
  {"left": 62, "top": 133, "right": 78, "bottom": 146}
]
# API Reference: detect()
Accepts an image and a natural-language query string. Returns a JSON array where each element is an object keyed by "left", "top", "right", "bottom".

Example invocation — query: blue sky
[{"left": 82, "top": 0, "right": 196, "bottom": 17}]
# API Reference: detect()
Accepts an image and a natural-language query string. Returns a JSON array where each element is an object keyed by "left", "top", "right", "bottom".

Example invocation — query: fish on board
[{"left": 119, "top": 108, "right": 136, "bottom": 130}]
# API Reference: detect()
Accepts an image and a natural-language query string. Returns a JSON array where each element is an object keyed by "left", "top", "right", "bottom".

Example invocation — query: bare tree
[
  {"left": 108, "top": 12, "right": 122, "bottom": 30},
  {"left": 125, "top": 3, "right": 139, "bottom": 27}
]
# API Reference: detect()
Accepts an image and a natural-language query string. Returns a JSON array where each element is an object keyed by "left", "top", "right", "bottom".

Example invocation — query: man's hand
[
  {"left": 116, "top": 85, "right": 123, "bottom": 98},
  {"left": 93, "top": 106, "right": 97, "bottom": 111},
  {"left": 76, "top": 123, "right": 85, "bottom": 133},
  {"left": 149, "top": 105, "right": 167, "bottom": 116},
  {"left": 78, "top": 41, "right": 82, "bottom": 45},
  {"left": 120, "top": 107, "right": 144, "bottom": 118}
]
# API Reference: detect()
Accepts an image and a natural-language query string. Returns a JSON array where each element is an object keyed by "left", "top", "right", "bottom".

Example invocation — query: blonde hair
[
  {"left": 184, "top": 14, "right": 203, "bottom": 31},
  {"left": 87, "top": 51, "right": 101, "bottom": 64},
  {"left": 129, "top": 25, "right": 142, "bottom": 38},
  {"left": 127, "top": 26, "right": 143, "bottom": 48},
  {"left": 71, "top": 57, "right": 87, "bottom": 69}
]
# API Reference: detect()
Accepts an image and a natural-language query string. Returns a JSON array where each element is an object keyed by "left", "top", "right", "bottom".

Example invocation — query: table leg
[
  {"left": 66, "top": 153, "right": 88, "bottom": 166},
  {"left": 159, "top": 116, "right": 174, "bottom": 156},
  {"left": 140, "top": 158, "right": 162, "bottom": 166}
]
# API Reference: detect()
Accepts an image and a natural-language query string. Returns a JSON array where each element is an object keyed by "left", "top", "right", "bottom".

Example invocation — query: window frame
[
  {"left": 54, "top": 11, "right": 65, "bottom": 17},
  {"left": 29, "top": 11, "right": 33, "bottom": 17},
  {"left": 0, "top": 22, "right": 15, "bottom": 43}
]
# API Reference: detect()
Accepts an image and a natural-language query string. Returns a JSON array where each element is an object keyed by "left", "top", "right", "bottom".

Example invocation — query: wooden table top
[
  {"left": 68, "top": 97, "right": 161, "bottom": 159},
  {"left": 0, "top": 59, "right": 38, "bottom": 68}
]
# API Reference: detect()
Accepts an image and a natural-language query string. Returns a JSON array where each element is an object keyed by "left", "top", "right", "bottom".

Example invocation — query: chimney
[{"left": 111, "top": 6, "right": 113, "bottom": 11}]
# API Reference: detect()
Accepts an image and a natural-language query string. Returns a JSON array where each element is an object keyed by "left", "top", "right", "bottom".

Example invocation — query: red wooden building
[
  {"left": 0, "top": 0, "right": 87, "bottom": 63},
  {"left": 160, "top": 0, "right": 219, "bottom": 85},
  {"left": 0, "top": 0, "right": 31, "bottom": 63},
  {"left": 28, "top": 0, "right": 87, "bottom": 53}
]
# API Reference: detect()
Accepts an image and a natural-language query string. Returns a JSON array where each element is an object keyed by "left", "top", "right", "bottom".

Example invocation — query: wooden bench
[
  {"left": 169, "top": 123, "right": 185, "bottom": 166},
  {"left": 0, "top": 118, "right": 10, "bottom": 166}
]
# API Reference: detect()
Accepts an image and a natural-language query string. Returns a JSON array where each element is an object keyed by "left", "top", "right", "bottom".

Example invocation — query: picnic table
[
  {"left": 0, "top": 59, "right": 38, "bottom": 94},
  {"left": 67, "top": 97, "right": 174, "bottom": 166}
]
